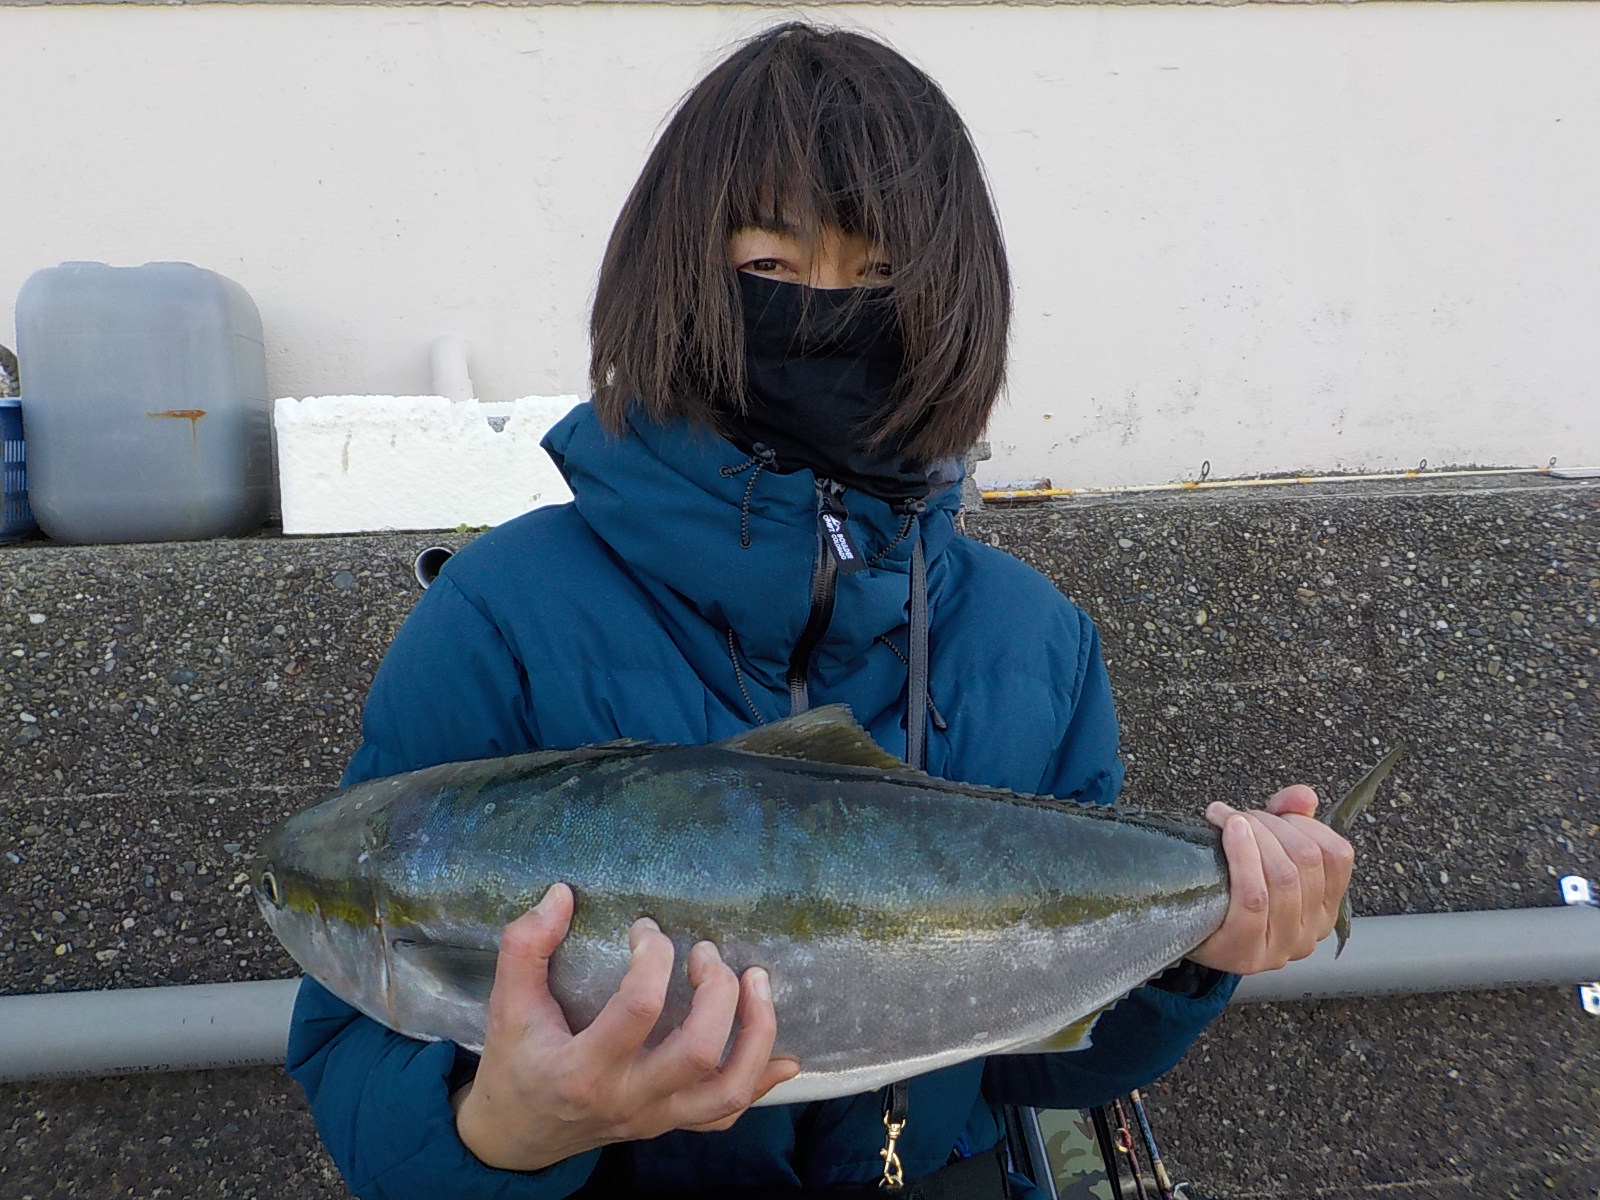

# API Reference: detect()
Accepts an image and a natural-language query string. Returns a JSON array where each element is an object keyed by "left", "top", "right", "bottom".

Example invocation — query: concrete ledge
[
  {"left": 1, "top": 473, "right": 1595, "bottom": 1197},
  {"left": 0, "top": 0, "right": 1524, "bottom": 8}
]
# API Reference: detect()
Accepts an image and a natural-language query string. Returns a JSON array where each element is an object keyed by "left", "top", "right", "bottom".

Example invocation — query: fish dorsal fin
[{"left": 716, "top": 705, "right": 910, "bottom": 772}]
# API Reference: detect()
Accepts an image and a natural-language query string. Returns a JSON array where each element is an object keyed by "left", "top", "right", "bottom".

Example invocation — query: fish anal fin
[
  {"left": 1037, "top": 1011, "right": 1102, "bottom": 1053},
  {"left": 392, "top": 938, "right": 499, "bottom": 1005},
  {"left": 717, "top": 705, "right": 910, "bottom": 772},
  {"left": 1005, "top": 1003, "right": 1116, "bottom": 1055}
]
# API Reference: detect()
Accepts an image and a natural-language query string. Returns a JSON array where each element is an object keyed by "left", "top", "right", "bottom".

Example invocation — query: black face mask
[{"left": 720, "top": 272, "right": 929, "bottom": 503}]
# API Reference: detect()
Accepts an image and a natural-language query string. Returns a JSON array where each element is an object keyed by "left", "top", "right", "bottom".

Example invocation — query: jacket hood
[{"left": 542, "top": 402, "right": 961, "bottom": 698}]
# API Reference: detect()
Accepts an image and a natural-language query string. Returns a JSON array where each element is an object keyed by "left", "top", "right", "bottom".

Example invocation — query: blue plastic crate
[{"left": 2, "top": 399, "right": 38, "bottom": 543}]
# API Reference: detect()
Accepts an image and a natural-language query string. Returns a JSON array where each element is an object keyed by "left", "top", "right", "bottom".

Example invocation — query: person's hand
[
  {"left": 1186, "top": 786, "right": 1356, "bottom": 975},
  {"left": 453, "top": 883, "right": 799, "bottom": 1171}
]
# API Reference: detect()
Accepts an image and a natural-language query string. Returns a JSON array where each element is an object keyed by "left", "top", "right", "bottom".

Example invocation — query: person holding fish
[{"left": 282, "top": 22, "right": 1356, "bottom": 1200}]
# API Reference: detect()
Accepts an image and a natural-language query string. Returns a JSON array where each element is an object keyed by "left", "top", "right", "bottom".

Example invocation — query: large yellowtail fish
[{"left": 252, "top": 706, "right": 1396, "bottom": 1105}]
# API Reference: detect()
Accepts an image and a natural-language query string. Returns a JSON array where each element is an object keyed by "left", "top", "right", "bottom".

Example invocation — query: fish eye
[{"left": 260, "top": 869, "right": 283, "bottom": 908}]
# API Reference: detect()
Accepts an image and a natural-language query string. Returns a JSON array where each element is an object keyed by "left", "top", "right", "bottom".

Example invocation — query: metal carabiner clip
[
  {"left": 879, "top": 1114, "right": 906, "bottom": 1190},
  {"left": 879, "top": 1080, "right": 908, "bottom": 1190}
]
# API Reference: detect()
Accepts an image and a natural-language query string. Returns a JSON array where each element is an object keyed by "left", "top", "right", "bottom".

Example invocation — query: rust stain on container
[{"left": 148, "top": 409, "right": 207, "bottom": 454}]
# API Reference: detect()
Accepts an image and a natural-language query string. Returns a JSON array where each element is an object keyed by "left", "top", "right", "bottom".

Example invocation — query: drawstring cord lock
[
  {"left": 866, "top": 497, "right": 927, "bottom": 568},
  {"left": 720, "top": 444, "right": 778, "bottom": 549},
  {"left": 718, "top": 443, "right": 777, "bottom": 478}
]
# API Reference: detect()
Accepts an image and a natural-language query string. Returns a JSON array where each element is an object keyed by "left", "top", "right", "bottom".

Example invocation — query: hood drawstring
[
  {"left": 725, "top": 627, "right": 766, "bottom": 726},
  {"left": 720, "top": 443, "right": 778, "bottom": 550},
  {"left": 866, "top": 498, "right": 928, "bottom": 568},
  {"left": 905, "top": 535, "right": 931, "bottom": 772},
  {"left": 717, "top": 463, "right": 940, "bottom": 758},
  {"left": 873, "top": 633, "right": 948, "bottom": 734},
  {"left": 724, "top": 448, "right": 924, "bottom": 569}
]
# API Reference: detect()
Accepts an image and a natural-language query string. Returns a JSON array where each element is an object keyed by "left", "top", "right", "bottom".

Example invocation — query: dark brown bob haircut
[{"left": 589, "top": 22, "right": 1011, "bottom": 464}]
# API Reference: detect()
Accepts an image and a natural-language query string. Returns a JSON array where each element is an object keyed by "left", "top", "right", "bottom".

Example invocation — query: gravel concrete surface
[{"left": 1, "top": 474, "right": 1595, "bottom": 1199}]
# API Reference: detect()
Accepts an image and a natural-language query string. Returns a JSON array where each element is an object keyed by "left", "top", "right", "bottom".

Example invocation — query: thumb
[
  {"left": 487, "top": 883, "right": 575, "bottom": 1036},
  {"left": 1266, "top": 784, "right": 1319, "bottom": 819}
]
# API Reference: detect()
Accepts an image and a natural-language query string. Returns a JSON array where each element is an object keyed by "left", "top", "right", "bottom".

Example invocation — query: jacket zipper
[{"left": 786, "top": 478, "right": 862, "bottom": 715}]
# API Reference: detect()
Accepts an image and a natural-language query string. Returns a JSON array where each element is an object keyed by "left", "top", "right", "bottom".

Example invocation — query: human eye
[{"left": 729, "top": 227, "right": 804, "bottom": 281}]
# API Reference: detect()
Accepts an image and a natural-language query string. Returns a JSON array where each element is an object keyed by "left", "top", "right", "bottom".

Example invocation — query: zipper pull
[{"left": 816, "top": 480, "right": 868, "bottom": 574}]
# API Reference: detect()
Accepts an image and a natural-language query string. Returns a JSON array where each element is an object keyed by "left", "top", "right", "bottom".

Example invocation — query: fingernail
[
  {"left": 694, "top": 939, "right": 721, "bottom": 961},
  {"left": 749, "top": 968, "right": 771, "bottom": 1000},
  {"left": 534, "top": 885, "right": 561, "bottom": 915},
  {"left": 629, "top": 916, "right": 660, "bottom": 956}
]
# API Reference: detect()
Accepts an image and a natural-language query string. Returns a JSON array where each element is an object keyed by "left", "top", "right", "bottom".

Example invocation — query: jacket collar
[{"left": 542, "top": 402, "right": 960, "bottom": 680}]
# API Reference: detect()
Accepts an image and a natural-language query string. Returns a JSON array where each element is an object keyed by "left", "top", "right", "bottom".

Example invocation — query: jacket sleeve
[
  {"left": 284, "top": 574, "right": 598, "bottom": 1200},
  {"left": 982, "top": 610, "right": 1239, "bottom": 1109}
]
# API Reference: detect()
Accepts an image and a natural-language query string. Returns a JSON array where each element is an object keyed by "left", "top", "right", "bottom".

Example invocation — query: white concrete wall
[{"left": 3, "top": 2, "right": 1597, "bottom": 488}]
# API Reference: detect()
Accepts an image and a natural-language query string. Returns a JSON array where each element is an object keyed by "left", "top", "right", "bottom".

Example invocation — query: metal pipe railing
[
  {"left": 1232, "top": 905, "right": 1600, "bottom": 1002},
  {"left": 2, "top": 906, "right": 1596, "bottom": 1084}
]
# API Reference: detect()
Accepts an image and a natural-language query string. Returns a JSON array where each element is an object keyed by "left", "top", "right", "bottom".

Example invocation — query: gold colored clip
[{"left": 879, "top": 1112, "right": 906, "bottom": 1190}]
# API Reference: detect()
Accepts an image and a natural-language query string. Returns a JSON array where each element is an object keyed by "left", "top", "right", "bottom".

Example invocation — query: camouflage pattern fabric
[{"left": 1035, "top": 1109, "right": 1116, "bottom": 1200}]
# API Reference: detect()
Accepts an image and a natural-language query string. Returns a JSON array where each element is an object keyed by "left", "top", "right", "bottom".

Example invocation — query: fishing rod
[
  {"left": 1127, "top": 1089, "right": 1176, "bottom": 1200},
  {"left": 1111, "top": 1097, "right": 1153, "bottom": 1200},
  {"left": 978, "top": 459, "right": 1587, "bottom": 504}
]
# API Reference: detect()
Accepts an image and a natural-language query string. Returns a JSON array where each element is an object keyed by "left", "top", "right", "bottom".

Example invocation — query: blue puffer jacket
[{"left": 286, "top": 401, "right": 1237, "bottom": 1199}]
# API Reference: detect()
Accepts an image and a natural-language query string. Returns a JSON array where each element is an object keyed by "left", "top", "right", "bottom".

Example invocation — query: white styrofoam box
[{"left": 274, "top": 394, "right": 580, "bottom": 534}]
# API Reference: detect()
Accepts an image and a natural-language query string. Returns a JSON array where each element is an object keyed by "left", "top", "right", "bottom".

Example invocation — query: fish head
[{"left": 251, "top": 785, "right": 392, "bottom": 1019}]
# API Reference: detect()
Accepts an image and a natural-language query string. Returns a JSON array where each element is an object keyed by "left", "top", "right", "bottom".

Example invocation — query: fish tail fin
[
  {"left": 1324, "top": 745, "right": 1402, "bottom": 839},
  {"left": 1325, "top": 745, "right": 1402, "bottom": 956}
]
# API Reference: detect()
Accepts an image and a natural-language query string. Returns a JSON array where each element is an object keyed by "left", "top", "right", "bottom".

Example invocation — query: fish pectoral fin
[
  {"left": 717, "top": 705, "right": 910, "bottom": 772},
  {"left": 391, "top": 938, "right": 499, "bottom": 1005}
]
